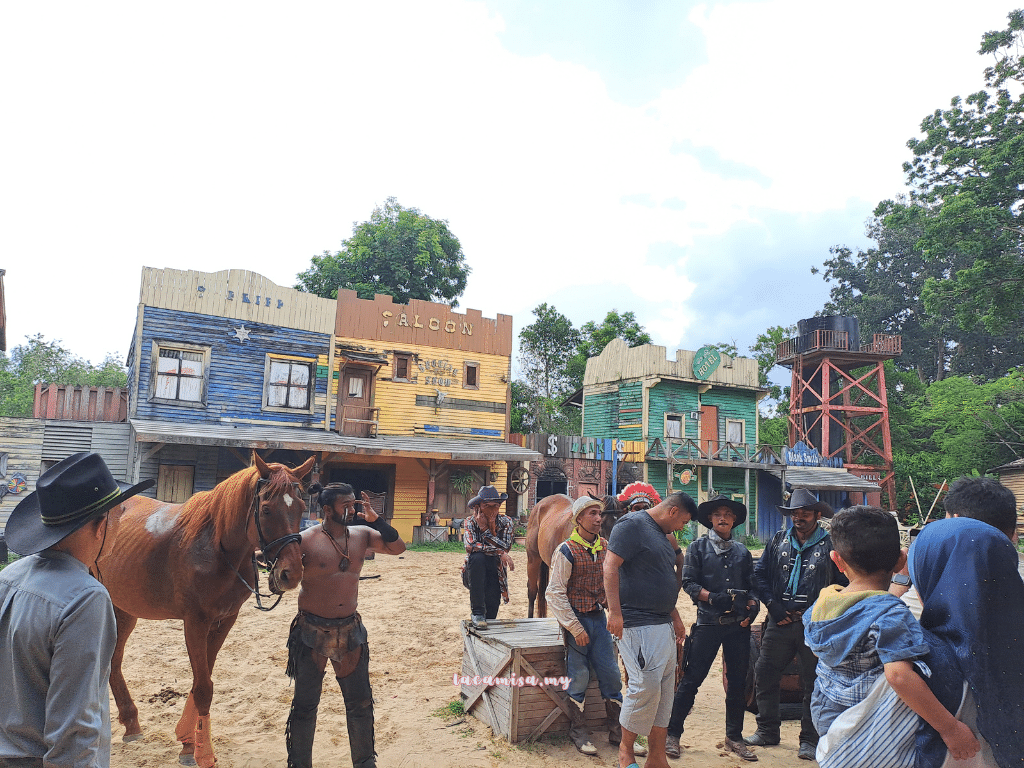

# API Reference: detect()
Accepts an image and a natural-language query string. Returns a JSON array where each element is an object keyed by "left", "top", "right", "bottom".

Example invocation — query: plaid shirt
[{"left": 462, "top": 513, "right": 514, "bottom": 604}]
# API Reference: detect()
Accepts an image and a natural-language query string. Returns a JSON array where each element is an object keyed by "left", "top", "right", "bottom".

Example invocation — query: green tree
[
  {"left": 517, "top": 304, "right": 581, "bottom": 433},
  {"left": 749, "top": 325, "right": 795, "bottom": 402},
  {"left": 295, "top": 197, "right": 470, "bottom": 306},
  {"left": 899, "top": 11, "right": 1024, "bottom": 335},
  {"left": 0, "top": 335, "right": 127, "bottom": 417},
  {"left": 565, "top": 310, "right": 652, "bottom": 388}
]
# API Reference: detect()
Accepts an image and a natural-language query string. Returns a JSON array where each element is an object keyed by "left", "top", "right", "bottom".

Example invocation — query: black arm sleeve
[{"left": 366, "top": 517, "right": 400, "bottom": 543}]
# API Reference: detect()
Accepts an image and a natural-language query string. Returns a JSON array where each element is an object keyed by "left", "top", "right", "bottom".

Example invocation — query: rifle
[{"left": 676, "top": 622, "right": 697, "bottom": 686}]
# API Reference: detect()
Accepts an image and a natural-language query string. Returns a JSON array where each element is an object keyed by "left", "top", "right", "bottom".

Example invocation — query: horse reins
[{"left": 226, "top": 477, "right": 303, "bottom": 611}]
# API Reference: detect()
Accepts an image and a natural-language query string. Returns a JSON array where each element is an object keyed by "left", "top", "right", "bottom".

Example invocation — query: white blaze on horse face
[
  {"left": 283, "top": 493, "right": 295, "bottom": 509},
  {"left": 145, "top": 505, "right": 179, "bottom": 536}
]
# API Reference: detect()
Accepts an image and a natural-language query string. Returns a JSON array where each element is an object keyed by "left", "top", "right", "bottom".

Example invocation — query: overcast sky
[{"left": 2, "top": 1, "right": 1017, "bottom": 379}]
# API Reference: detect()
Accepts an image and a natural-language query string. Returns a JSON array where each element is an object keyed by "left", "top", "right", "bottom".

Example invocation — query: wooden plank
[{"left": 462, "top": 627, "right": 502, "bottom": 737}]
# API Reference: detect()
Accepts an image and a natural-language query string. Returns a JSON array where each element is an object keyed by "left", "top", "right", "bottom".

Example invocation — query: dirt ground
[{"left": 108, "top": 547, "right": 811, "bottom": 768}]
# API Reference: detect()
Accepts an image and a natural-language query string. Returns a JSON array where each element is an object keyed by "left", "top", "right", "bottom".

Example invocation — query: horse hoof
[
  {"left": 122, "top": 732, "right": 144, "bottom": 743},
  {"left": 178, "top": 754, "right": 197, "bottom": 766}
]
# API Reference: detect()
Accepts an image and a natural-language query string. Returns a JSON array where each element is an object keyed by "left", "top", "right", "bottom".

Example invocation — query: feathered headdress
[{"left": 617, "top": 481, "right": 662, "bottom": 508}]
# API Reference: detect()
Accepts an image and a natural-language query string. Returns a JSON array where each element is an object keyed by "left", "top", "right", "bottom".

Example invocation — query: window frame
[
  {"left": 463, "top": 360, "right": 480, "bottom": 390},
  {"left": 725, "top": 418, "right": 745, "bottom": 444},
  {"left": 149, "top": 341, "right": 211, "bottom": 408},
  {"left": 262, "top": 354, "right": 317, "bottom": 414},
  {"left": 392, "top": 352, "right": 413, "bottom": 383},
  {"left": 664, "top": 412, "right": 685, "bottom": 439}
]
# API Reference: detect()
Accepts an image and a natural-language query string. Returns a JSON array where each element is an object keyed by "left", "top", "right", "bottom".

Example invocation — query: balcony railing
[
  {"left": 777, "top": 332, "right": 902, "bottom": 362},
  {"left": 646, "top": 438, "right": 784, "bottom": 465}
]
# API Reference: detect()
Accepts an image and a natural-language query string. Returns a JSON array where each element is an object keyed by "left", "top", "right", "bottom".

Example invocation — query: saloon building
[{"left": 102, "top": 267, "right": 538, "bottom": 541}]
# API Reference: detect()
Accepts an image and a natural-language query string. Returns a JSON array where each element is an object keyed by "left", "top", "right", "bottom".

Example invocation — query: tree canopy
[
  {"left": 295, "top": 197, "right": 470, "bottom": 306},
  {"left": 0, "top": 335, "right": 127, "bottom": 417},
  {"left": 815, "top": 11, "right": 1024, "bottom": 384},
  {"left": 515, "top": 306, "right": 653, "bottom": 434}
]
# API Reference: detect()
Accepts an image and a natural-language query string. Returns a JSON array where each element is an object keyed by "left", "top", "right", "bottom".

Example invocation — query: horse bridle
[{"left": 227, "top": 478, "right": 303, "bottom": 611}]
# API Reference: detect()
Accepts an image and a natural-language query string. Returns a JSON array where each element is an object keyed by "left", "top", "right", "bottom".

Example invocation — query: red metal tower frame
[{"left": 777, "top": 330, "right": 901, "bottom": 508}]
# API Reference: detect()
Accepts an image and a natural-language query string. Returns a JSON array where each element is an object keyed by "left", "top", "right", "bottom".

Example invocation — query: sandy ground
[{"left": 108, "top": 547, "right": 811, "bottom": 768}]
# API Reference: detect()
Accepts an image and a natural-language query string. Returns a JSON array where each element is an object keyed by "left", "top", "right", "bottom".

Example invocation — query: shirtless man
[{"left": 285, "top": 482, "right": 405, "bottom": 768}]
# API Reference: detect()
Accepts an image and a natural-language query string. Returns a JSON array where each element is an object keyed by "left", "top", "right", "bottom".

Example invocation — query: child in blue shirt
[{"left": 803, "top": 506, "right": 979, "bottom": 767}]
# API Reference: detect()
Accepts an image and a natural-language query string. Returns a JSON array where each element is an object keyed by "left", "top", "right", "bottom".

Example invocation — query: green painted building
[{"left": 581, "top": 338, "right": 768, "bottom": 534}]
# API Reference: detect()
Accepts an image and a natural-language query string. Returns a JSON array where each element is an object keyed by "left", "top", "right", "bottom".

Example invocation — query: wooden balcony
[
  {"left": 777, "top": 332, "right": 901, "bottom": 365},
  {"left": 646, "top": 438, "right": 784, "bottom": 469}
]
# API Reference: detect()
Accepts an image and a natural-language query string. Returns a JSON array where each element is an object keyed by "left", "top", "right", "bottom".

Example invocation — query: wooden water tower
[{"left": 776, "top": 317, "right": 901, "bottom": 508}]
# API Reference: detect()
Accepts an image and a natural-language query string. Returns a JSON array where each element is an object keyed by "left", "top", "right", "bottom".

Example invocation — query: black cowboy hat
[
  {"left": 696, "top": 494, "right": 748, "bottom": 529},
  {"left": 777, "top": 488, "right": 834, "bottom": 518},
  {"left": 4, "top": 452, "right": 154, "bottom": 556},
  {"left": 467, "top": 485, "right": 508, "bottom": 508}
]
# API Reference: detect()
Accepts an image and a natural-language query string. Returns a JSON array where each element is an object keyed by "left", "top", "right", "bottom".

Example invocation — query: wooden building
[
  {"left": 121, "top": 268, "right": 538, "bottom": 541},
  {"left": 507, "top": 433, "right": 647, "bottom": 506},
  {"left": 578, "top": 339, "right": 878, "bottom": 539},
  {"left": 989, "top": 458, "right": 1024, "bottom": 539}
]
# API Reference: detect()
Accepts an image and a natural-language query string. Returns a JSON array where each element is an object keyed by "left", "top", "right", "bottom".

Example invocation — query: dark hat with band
[
  {"left": 776, "top": 487, "right": 834, "bottom": 518},
  {"left": 468, "top": 485, "right": 508, "bottom": 508},
  {"left": 4, "top": 452, "right": 155, "bottom": 556},
  {"left": 696, "top": 494, "right": 748, "bottom": 529}
]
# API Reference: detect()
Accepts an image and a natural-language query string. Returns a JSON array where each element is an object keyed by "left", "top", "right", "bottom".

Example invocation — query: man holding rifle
[{"left": 665, "top": 495, "right": 760, "bottom": 761}]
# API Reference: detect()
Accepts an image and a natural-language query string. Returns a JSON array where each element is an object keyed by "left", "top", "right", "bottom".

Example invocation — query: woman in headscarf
[{"left": 910, "top": 517, "right": 1024, "bottom": 767}]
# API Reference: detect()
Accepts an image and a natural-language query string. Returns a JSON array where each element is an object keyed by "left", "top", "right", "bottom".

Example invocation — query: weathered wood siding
[
  {"left": 331, "top": 334, "right": 510, "bottom": 439},
  {"left": 649, "top": 382, "right": 700, "bottom": 439},
  {"left": 138, "top": 267, "right": 336, "bottom": 334},
  {"left": 130, "top": 306, "right": 332, "bottom": 428},
  {"left": 41, "top": 421, "right": 131, "bottom": 479},
  {"left": 701, "top": 387, "right": 759, "bottom": 444},
  {"left": 584, "top": 338, "right": 760, "bottom": 389},
  {"left": 134, "top": 441, "right": 220, "bottom": 499},
  {"left": 0, "top": 418, "right": 44, "bottom": 531},
  {"left": 35, "top": 385, "right": 127, "bottom": 422}
]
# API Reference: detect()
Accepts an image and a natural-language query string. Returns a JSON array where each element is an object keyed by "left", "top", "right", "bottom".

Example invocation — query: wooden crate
[{"left": 460, "top": 618, "right": 607, "bottom": 743}]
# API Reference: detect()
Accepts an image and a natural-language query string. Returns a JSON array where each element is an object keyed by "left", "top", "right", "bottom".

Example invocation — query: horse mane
[
  {"left": 600, "top": 495, "right": 622, "bottom": 514},
  {"left": 176, "top": 463, "right": 298, "bottom": 549}
]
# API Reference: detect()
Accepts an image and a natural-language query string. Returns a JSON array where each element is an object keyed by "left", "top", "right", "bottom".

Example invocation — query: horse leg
[
  {"left": 178, "top": 615, "right": 238, "bottom": 768},
  {"left": 527, "top": 553, "right": 540, "bottom": 619},
  {"left": 538, "top": 562, "right": 549, "bottom": 618},
  {"left": 180, "top": 620, "right": 217, "bottom": 768},
  {"left": 109, "top": 607, "right": 143, "bottom": 741}
]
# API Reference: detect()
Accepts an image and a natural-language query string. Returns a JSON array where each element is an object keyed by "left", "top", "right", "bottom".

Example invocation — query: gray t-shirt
[{"left": 607, "top": 509, "right": 679, "bottom": 627}]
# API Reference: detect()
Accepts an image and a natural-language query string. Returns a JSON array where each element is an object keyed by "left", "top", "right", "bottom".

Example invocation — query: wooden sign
[{"left": 692, "top": 346, "right": 722, "bottom": 380}]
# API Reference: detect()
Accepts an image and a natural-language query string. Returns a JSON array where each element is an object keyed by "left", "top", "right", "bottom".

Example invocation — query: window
[
  {"left": 665, "top": 413, "right": 684, "bottom": 439},
  {"left": 150, "top": 342, "right": 210, "bottom": 406},
  {"left": 348, "top": 376, "right": 364, "bottom": 398},
  {"left": 463, "top": 361, "right": 480, "bottom": 390},
  {"left": 726, "top": 419, "right": 745, "bottom": 444},
  {"left": 393, "top": 352, "right": 412, "bottom": 382},
  {"left": 263, "top": 356, "right": 315, "bottom": 412}
]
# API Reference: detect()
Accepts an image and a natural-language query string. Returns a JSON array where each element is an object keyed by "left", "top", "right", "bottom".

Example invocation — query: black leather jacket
[
  {"left": 753, "top": 526, "right": 846, "bottom": 619},
  {"left": 683, "top": 536, "right": 756, "bottom": 625}
]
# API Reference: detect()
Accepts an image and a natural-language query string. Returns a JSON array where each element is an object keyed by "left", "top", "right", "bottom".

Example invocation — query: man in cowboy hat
[
  {"left": 745, "top": 488, "right": 845, "bottom": 761},
  {"left": 462, "top": 485, "right": 514, "bottom": 629},
  {"left": 665, "top": 495, "right": 760, "bottom": 761},
  {"left": 546, "top": 496, "right": 646, "bottom": 758},
  {"left": 0, "top": 452, "right": 153, "bottom": 767}
]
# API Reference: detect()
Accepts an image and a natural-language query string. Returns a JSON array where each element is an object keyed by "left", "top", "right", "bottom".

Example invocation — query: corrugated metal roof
[
  {"left": 762, "top": 466, "right": 881, "bottom": 492},
  {"left": 129, "top": 419, "right": 542, "bottom": 462}
]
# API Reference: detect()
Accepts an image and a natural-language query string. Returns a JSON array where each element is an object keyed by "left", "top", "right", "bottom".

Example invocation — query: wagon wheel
[{"left": 510, "top": 467, "right": 530, "bottom": 494}]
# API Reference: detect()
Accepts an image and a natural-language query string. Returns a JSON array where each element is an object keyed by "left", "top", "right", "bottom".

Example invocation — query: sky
[{"left": 2, "top": 0, "right": 1019, "bottom": 383}]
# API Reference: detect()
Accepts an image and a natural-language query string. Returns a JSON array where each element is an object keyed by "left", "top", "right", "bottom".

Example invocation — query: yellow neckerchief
[{"left": 570, "top": 527, "right": 603, "bottom": 555}]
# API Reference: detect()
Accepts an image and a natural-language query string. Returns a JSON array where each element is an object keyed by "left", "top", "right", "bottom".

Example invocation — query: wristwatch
[{"left": 891, "top": 573, "right": 912, "bottom": 587}]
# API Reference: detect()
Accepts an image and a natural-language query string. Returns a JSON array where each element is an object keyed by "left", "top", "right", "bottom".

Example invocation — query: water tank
[{"left": 795, "top": 315, "right": 860, "bottom": 352}]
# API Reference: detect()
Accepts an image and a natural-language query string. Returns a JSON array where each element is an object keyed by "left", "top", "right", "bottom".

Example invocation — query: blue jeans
[{"left": 565, "top": 610, "right": 623, "bottom": 703}]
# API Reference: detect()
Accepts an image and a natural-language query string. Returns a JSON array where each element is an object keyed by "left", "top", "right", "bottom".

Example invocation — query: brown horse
[
  {"left": 98, "top": 453, "right": 314, "bottom": 768},
  {"left": 526, "top": 493, "right": 624, "bottom": 618}
]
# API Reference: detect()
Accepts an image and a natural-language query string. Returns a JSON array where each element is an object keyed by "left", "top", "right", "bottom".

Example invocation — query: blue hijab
[{"left": 910, "top": 518, "right": 1024, "bottom": 768}]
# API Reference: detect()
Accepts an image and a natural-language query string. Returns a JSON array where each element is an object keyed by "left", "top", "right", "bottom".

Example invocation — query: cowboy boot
[{"left": 568, "top": 697, "right": 597, "bottom": 756}]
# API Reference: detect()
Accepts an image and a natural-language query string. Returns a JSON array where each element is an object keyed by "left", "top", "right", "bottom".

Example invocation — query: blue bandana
[{"left": 786, "top": 524, "right": 826, "bottom": 597}]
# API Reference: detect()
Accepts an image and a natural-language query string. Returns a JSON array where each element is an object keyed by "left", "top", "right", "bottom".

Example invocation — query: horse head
[
  {"left": 598, "top": 494, "right": 625, "bottom": 539},
  {"left": 253, "top": 453, "right": 315, "bottom": 594}
]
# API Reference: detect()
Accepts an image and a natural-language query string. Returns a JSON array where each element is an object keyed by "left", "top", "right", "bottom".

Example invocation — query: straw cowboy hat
[
  {"left": 467, "top": 485, "right": 508, "bottom": 508},
  {"left": 696, "top": 494, "right": 748, "bottom": 529},
  {"left": 777, "top": 488, "right": 834, "bottom": 518},
  {"left": 4, "top": 452, "right": 154, "bottom": 556},
  {"left": 571, "top": 496, "right": 602, "bottom": 523}
]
